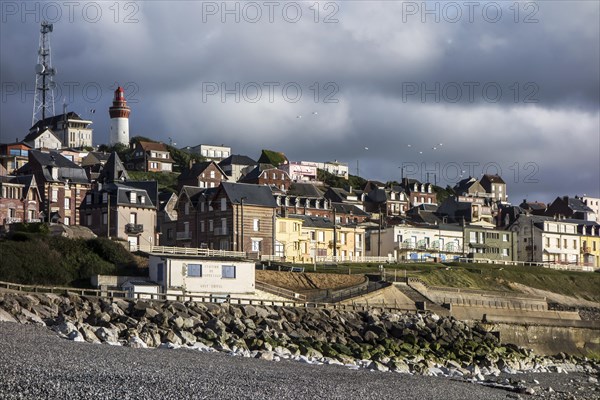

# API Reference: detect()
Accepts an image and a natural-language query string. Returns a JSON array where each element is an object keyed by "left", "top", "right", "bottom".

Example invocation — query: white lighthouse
[{"left": 109, "top": 86, "right": 130, "bottom": 145}]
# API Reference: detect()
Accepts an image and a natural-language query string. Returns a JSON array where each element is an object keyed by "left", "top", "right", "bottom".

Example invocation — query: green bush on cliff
[{"left": 0, "top": 235, "right": 141, "bottom": 287}]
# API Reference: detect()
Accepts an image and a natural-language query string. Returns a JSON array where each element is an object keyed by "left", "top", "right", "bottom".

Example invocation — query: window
[
  {"left": 130, "top": 213, "right": 137, "bottom": 224},
  {"left": 503, "top": 234, "right": 509, "bottom": 242},
  {"left": 502, "top": 248, "right": 509, "bottom": 256},
  {"left": 102, "top": 212, "right": 108, "bottom": 225},
  {"left": 200, "top": 221, "right": 205, "bottom": 232},
  {"left": 51, "top": 189, "right": 58, "bottom": 202},
  {"left": 222, "top": 265, "right": 236, "bottom": 279},
  {"left": 210, "top": 171, "right": 215, "bottom": 179},
  {"left": 253, "top": 218, "right": 260, "bottom": 231},
  {"left": 469, "top": 232, "right": 477, "bottom": 243},
  {"left": 86, "top": 214, "right": 92, "bottom": 226},
  {"left": 140, "top": 196, "right": 145, "bottom": 204},
  {"left": 251, "top": 239, "right": 261, "bottom": 252},
  {"left": 167, "top": 229, "right": 173, "bottom": 240},
  {"left": 545, "top": 237, "right": 550, "bottom": 247},
  {"left": 64, "top": 197, "right": 71, "bottom": 210},
  {"left": 209, "top": 220, "right": 214, "bottom": 231},
  {"left": 86, "top": 194, "right": 92, "bottom": 205},
  {"left": 130, "top": 192, "right": 136, "bottom": 203},
  {"left": 573, "top": 240, "right": 577, "bottom": 249},
  {"left": 184, "top": 202, "right": 190, "bottom": 215},
  {"left": 187, "top": 264, "right": 202, "bottom": 277},
  {"left": 221, "top": 198, "right": 227, "bottom": 211},
  {"left": 103, "top": 192, "right": 108, "bottom": 203},
  {"left": 318, "top": 231, "right": 325, "bottom": 242},
  {"left": 64, "top": 217, "right": 70, "bottom": 226}
]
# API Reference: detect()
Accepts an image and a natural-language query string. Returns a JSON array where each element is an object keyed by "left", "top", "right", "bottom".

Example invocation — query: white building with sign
[{"left": 148, "top": 255, "right": 255, "bottom": 296}]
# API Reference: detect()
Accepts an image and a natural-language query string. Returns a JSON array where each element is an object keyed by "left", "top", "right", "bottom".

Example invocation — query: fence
[
  {"left": 129, "top": 245, "right": 246, "bottom": 259},
  {"left": 0, "top": 280, "right": 411, "bottom": 313},
  {"left": 255, "top": 281, "right": 307, "bottom": 302},
  {"left": 0, "top": 280, "right": 128, "bottom": 298},
  {"left": 457, "top": 257, "right": 596, "bottom": 272}
]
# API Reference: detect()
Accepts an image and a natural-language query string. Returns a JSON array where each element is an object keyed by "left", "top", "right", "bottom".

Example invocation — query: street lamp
[{"left": 240, "top": 196, "right": 247, "bottom": 254}]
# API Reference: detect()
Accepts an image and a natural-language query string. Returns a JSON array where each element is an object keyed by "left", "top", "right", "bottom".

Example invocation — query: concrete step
[{"left": 395, "top": 283, "right": 450, "bottom": 316}]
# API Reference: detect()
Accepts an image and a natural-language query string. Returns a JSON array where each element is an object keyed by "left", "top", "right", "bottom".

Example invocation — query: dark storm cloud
[{"left": 1, "top": 0, "right": 598, "bottom": 202}]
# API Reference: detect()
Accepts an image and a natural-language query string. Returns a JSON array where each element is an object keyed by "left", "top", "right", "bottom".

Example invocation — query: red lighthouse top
[{"left": 109, "top": 86, "right": 130, "bottom": 119}]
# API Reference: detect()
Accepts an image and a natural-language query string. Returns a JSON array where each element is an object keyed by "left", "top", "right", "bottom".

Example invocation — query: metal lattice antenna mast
[{"left": 32, "top": 21, "right": 57, "bottom": 126}]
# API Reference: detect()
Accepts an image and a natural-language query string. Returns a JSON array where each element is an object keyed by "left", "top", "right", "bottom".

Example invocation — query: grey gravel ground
[{"left": 0, "top": 322, "right": 598, "bottom": 400}]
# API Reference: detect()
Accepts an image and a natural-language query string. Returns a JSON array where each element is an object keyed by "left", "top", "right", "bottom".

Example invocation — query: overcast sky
[{"left": 1, "top": 1, "right": 598, "bottom": 202}]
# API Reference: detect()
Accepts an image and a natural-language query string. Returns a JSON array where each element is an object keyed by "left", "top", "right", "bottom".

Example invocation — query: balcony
[
  {"left": 125, "top": 223, "right": 144, "bottom": 234},
  {"left": 176, "top": 231, "right": 192, "bottom": 240},
  {"left": 581, "top": 246, "right": 593, "bottom": 254},
  {"left": 3, "top": 217, "right": 22, "bottom": 224}
]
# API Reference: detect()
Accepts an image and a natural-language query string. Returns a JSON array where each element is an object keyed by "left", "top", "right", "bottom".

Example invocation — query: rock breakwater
[{"left": 1, "top": 292, "right": 598, "bottom": 380}]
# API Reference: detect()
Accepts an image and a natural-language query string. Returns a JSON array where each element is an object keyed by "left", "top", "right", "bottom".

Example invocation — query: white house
[
  {"left": 510, "top": 215, "right": 580, "bottom": 264},
  {"left": 148, "top": 255, "right": 255, "bottom": 297},
  {"left": 367, "top": 224, "right": 463, "bottom": 262}
]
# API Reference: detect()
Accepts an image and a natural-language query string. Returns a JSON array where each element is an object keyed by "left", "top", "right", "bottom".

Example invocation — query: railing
[
  {"left": 176, "top": 231, "right": 192, "bottom": 240},
  {"left": 125, "top": 223, "right": 144, "bottom": 234},
  {"left": 396, "top": 243, "right": 461, "bottom": 252},
  {"left": 260, "top": 255, "right": 284, "bottom": 262},
  {"left": 581, "top": 246, "right": 592, "bottom": 254},
  {"left": 314, "top": 255, "right": 392, "bottom": 263},
  {"left": 0, "top": 279, "right": 416, "bottom": 313},
  {"left": 27, "top": 218, "right": 42, "bottom": 223},
  {"left": 255, "top": 280, "right": 307, "bottom": 301},
  {"left": 129, "top": 244, "right": 246, "bottom": 259},
  {"left": 3, "top": 217, "right": 22, "bottom": 224},
  {"left": 456, "top": 257, "right": 596, "bottom": 272},
  {"left": 0, "top": 280, "right": 128, "bottom": 298}
]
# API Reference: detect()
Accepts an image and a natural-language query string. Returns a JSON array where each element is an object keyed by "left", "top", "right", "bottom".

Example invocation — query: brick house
[
  {"left": 174, "top": 186, "right": 209, "bottom": 247},
  {"left": 0, "top": 175, "right": 41, "bottom": 229},
  {"left": 17, "top": 150, "right": 90, "bottom": 225},
  {"left": 177, "top": 161, "right": 228, "bottom": 189},
  {"left": 400, "top": 178, "right": 437, "bottom": 207},
  {"left": 197, "top": 182, "right": 278, "bottom": 257},
  {"left": 240, "top": 163, "right": 292, "bottom": 192},
  {"left": 129, "top": 140, "right": 174, "bottom": 172}
]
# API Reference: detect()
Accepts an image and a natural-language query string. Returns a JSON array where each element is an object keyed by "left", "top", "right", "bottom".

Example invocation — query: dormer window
[
  {"left": 140, "top": 196, "right": 145, "bottom": 204},
  {"left": 130, "top": 192, "right": 136, "bottom": 203}
]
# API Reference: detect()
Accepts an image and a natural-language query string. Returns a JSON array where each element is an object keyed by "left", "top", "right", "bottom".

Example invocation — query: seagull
[
  {"left": 407, "top": 144, "right": 412, "bottom": 147},
  {"left": 312, "top": 111, "right": 318, "bottom": 115},
  {"left": 419, "top": 151, "right": 423, "bottom": 154},
  {"left": 296, "top": 115, "right": 302, "bottom": 119},
  {"left": 432, "top": 147, "right": 437, "bottom": 150},
  {"left": 364, "top": 147, "right": 369, "bottom": 150},
  {"left": 439, "top": 143, "right": 443, "bottom": 146}
]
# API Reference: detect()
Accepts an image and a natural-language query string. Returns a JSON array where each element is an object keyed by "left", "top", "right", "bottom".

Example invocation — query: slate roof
[
  {"left": 22, "top": 128, "right": 61, "bottom": 144},
  {"left": 22, "top": 150, "right": 89, "bottom": 184},
  {"left": 30, "top": 112, "right": 89, "bottom": 131},
  {"left": 97, "top": 152, "right": 129, "bottom": 183},
  {"left": 218, "top": 154, "right": 256, "bottom": 167},
  {"left": 95, "top": 182, "right": 158, "bottom": 209},
  {"left": 287, "top": 182, "right": 323, "bottom": 198},
  {"left": 219, "top": 182, "right": 277, "bottom": 207},
  {"left": 565, "top": 197, "right": 593, "bottom": 213},
  {"left": 365, "top": 188, "right": 387, "bottom": 203},
  {"left": 289, "top": 214, "right": 334, "bottom": 229},
  {"left": 178, "top": 161, "right": 227, "bottom": 182},
  {"left": 481, "top": 174, "right": 505, "bottom": 184},
  {"left": 453, "top": 177, "right": 481, "bottom": 194},
  {"left": 332, "top": 202, "right": 369, "bottom": 217}
]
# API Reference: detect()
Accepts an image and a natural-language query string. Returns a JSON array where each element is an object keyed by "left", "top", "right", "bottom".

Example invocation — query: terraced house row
[{"left": 1, "top": 138, "right": 599, "bottom": 269}]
